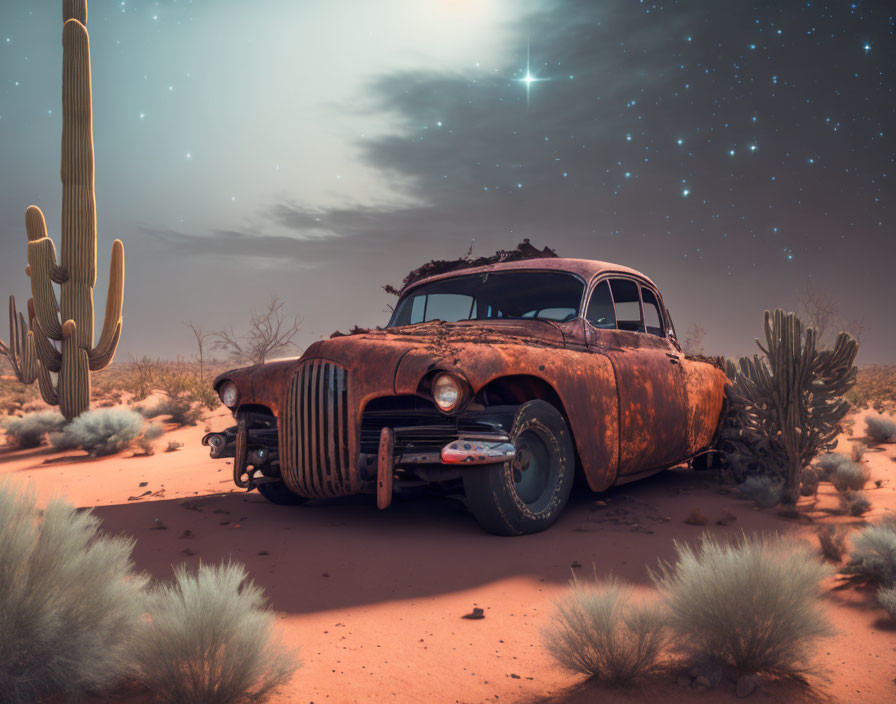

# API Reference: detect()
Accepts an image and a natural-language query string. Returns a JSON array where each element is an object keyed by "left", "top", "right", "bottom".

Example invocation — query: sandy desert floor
[{"left": 2, "top": 406, "right": 894, "bottom": 704}]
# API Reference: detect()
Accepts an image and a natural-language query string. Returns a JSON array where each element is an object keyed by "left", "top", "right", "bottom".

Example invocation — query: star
[{"left": 516, "top": 39, "right": 545, "bottom": 104}]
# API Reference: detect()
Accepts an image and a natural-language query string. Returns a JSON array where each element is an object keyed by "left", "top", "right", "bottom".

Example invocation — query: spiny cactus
[
  {"left": 723, "top": 309, "right": 859, "bottom": 505},
  {"left": 26, "top": 0, "right": 125, "bottom": 420},
  {"left": 0, "top": 296, "right": 38, "bottom": 385}
]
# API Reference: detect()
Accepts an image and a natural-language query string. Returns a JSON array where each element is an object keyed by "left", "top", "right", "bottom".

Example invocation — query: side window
[
  {"left": 586, "top": 280, "right": 617, "bottom": 329},
  {"left": 640, "top": 287, "right": 665, "bottom": 337},
  {"left": 609, "top": 279, "right": 644, "bottom": 332}
]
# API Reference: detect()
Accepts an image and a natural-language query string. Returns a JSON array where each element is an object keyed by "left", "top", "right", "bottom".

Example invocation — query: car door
[{"left": 584, "top": 277, "right": 688, "bottom": 477}]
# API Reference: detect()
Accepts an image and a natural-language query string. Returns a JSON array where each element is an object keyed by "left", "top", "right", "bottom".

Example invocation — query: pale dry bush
[
  {"left": 0, "top": 484, "right": 147, "bottom": 703},
  {"left": 842, "top": 517, "right": 896, "bottom": 585},
  {"left": 737, "top": 475, "right": 783, "bottom": 508},
  {"left": 651, "top": 533, "right": 833, "bottom": 676},
  {"left": 135, "top": 422, "right": 165, "bottom": 456},
  {"left": 830, "top": 460, "right": 870, "bottom": 493},
  {"left": 865, "top": 414, "right": 896, "bottom": 443},
  {"left": 815, "top": 453, "right": 851, "bottom": 481},
  {"left": 2, "top": 410, "right": 66, "bottom": 448},
  {"left": 50, "top": 408, "right": 144, "bottom": 456},
  {"left": 543, "top": 576, "right": 668, "bottom": 683},
  {"left": 133, "top": 562, "right": 298, "bottom": 704}
]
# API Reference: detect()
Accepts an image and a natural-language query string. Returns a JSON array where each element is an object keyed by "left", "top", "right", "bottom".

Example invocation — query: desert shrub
[
  {"left": 135, "top": 422, "right": 164, "bottom": 456},
  {"left": 865, "top": 414, "right": 896, "bottom": 443},
  {"left": 0, "top": 484, "right": 147, "bottom": 703},
  {"left": 651, "top": 533, "right": 833, "bottom": 676},
  {"left": 816, "top": 525, "right": 848, "bottom": 562},
  {"left": 879, "top": 587, "right": 896, "bottom": 620},
  {"left": 132, "top": 562, "right": 298, "bottom": 704},
  {"left": 842, "top": 518, "right": 896, "bottom": 585},
  {"left": 799, "top": 468, "right": 819, "bottom": 497},
  {"left": 815, "top": 453, "right": 851, "bottom": 481},
  {"left": 50, "top": 409, "right": 144, "bottom": 456},
  {"left": 839, "top": 490, "right": 871, "bottom": 517},
  {"left": 542, "top": 576, "right": 668, "bottom": 683},
  {"left": 830, "top": 461, "right": 870, "bottom": 493},
  {"left": 737, "top": 475, "right": 783, "bottom": 508},
  {"left": 2, "top": 410, "right": 66, "bottom": 448},
  {"left": 141, "top": 397, "right": 203, "bottom": 426}
]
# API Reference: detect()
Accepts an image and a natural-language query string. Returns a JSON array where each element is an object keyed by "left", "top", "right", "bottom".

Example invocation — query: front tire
[
  {"left": 462, "top": 400, "right": 575, "bottom": 536},
  {"left": 256, "top": 480, "right": 307, "bottom": 506}
]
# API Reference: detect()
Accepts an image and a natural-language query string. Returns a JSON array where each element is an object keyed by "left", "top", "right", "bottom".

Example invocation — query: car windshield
[{"left": 388, "top": 271, "right": 585, "bottom": 327}]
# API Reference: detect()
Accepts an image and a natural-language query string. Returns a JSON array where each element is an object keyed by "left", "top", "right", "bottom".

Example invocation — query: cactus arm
[
  {"left": 26, "top": 206, "right": 65, "bottom": 340},
  {"left": 36, "top": 359, "right": 59, "bottom": 406},
  {"left": 30, "top": 315, "right": 63, "bottom": 373},
  {"left": 88, "top": 320, "right": 120, "bottom": 371},
  {"left": 89, "top": 238, "right": 123, "bottom": 371}
]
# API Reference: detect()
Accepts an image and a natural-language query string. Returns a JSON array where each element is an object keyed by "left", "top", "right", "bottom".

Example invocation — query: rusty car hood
[{"left": 215, "top": 318, "right": 577, "bottom": 412}]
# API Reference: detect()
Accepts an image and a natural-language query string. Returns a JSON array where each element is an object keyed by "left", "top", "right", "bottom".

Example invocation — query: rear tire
[
  {"left": 462, "top": 400, "right": 575, "bottom": 536},
  {"left": 256, "top": 480, "right": 307, "bottom": 506}
]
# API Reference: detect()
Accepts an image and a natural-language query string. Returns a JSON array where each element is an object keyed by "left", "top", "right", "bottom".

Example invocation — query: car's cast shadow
[{"left": 90, "top": 467, "right": 761, "bottom": 616}]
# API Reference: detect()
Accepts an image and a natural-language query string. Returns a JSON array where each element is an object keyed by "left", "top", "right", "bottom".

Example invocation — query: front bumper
[{"left": 203, "top": 418, "right": 515, "bottom": 496}]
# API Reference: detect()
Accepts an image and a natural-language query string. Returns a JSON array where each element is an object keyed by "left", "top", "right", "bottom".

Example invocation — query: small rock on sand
[
  {"left": 684, "top": 510, "right": 709, "bottom": 526},
  {"left": 462, "top": 607, "right": 485, "bottom": 620}
]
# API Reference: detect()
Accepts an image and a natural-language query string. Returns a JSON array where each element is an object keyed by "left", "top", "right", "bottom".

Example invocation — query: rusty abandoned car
[{"left": 204, "top": 257, "right": 728, "bottom": 535}]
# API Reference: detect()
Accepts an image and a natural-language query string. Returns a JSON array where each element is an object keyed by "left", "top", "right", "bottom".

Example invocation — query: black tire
[
  {"left": 462, "top": 400, "right": 575, "bottom": 536},
  {"left": 255, "top": 480, "right": 307, "bottom": 506}
]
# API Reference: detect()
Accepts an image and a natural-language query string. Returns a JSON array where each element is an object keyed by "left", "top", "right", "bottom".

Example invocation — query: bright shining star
[
  {"left": 516, "top": 39, "right": 546, "bottom": 104},
  {"left": 682, "top": 188, "right": 690, "bottom": 197}
]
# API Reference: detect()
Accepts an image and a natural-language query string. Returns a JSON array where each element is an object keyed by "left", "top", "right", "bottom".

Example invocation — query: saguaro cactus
[
  {"left": 0, "top": 296, "right": 38, "bottom": 385},
  {"left": 723, "top": 309, "right": 858, "bottom": 505},
  {"left": 26, "top": 0, "right": 124, "bottom": 419}
]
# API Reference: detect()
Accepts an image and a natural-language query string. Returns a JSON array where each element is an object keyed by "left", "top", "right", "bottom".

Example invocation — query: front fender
[{"left": 394, "top": 343, "right": 620, "bottom": 491}]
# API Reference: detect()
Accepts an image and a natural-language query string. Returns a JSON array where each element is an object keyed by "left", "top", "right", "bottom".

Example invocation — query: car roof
[{"left": 404, "top": 257, "right": 656, "bottom": 293}]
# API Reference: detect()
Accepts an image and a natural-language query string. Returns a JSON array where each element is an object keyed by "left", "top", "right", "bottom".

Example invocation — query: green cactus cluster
[
  {"left": 1, "top": 0, "right": 124, "bottom": 420},
  {"left": 722, "top": 308, "right": 859, "bottom": 505}
]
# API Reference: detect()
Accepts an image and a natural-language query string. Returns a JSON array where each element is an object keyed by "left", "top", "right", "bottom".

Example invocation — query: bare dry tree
[
  {"left": 796, "top": 282, "right": 839, "bottom": 343},
  {"left": 211, "top": 296, "right": 302, "bottom": 366},
  {"left": 183, "top": 321, "right": 214, "bottom": 379},
  {"left": 681, "top": 322, "right": 707, "bottom": 356},
  {"left": 796, "top": 281, "right": 867, "bottom": 351}
]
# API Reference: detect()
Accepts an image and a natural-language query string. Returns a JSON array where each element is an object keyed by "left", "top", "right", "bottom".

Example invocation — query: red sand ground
[{"left": 2, "top": 407, "right": 894, "bottom": 704}]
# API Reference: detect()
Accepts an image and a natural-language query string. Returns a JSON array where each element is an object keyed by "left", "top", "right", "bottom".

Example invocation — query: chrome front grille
[{"left": 280, "top": 360, "right": 352, "bottom": 497}]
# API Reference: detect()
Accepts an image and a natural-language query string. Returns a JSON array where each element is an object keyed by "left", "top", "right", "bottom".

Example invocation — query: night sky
[{"left": 0, "top": 0, "right": 893, "bottom": 362}]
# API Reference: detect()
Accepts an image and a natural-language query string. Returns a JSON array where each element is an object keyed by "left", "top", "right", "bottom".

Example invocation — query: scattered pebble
[{"left": 684, "top": 510, "right": 708, "bottom": 526}]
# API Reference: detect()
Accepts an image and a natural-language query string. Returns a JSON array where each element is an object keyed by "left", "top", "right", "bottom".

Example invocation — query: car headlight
[
  {"left": 219, "top": 381, "right": 239, "bottom": 408},
  {"left": 432, "top": 373, "right": 464, "bottom": 413}
]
